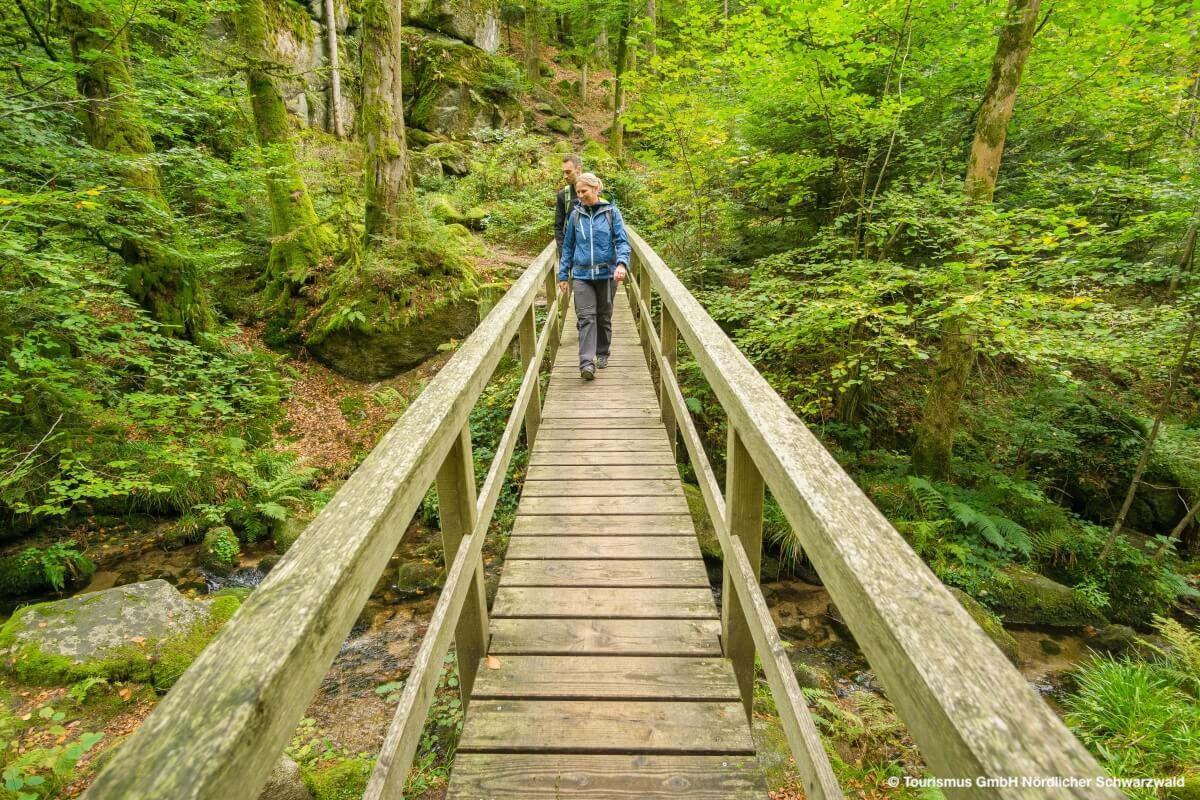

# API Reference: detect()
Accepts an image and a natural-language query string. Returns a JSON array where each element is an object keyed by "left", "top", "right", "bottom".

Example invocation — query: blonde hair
[{"left": 575, "top": 172, "right": 603, "bottom": 191}]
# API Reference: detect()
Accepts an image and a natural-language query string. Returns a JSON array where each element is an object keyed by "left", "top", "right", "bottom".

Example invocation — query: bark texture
[
  {"left": 609, "top": 9, "right": 630, "bottom": 158},
  {"left": 325, "top": 0, "right": 345, "bottom": 138},
  {"left": 964, "top": 0, "right": 1042, "bottom": 202},
  {"left": 62, "top": 1, "right": 211, "bottom": 339},
  {"left": 911, "top": 318, "right": 978, "bottom": 479},
  {"left": 525, "top": 0, "right": 540, "bottom": 85},
  {"left": 362, "top": 0, "right": 413, "bottom": 240},
  {"left": 233, "top": 0, "right": 333, "bottom": 294}
]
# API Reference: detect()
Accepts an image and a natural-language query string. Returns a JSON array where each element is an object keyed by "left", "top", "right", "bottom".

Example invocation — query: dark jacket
[
  {"left": 554, "top": 184, "right": 577, "bottom": 248},
  {"left": 558, "top": 199, "right": 631, "bottom": 282}
]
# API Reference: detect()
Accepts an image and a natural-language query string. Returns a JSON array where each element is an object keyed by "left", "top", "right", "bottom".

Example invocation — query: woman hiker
[{"left": 557, "top": 172, "right": 631, "bottom": 381}]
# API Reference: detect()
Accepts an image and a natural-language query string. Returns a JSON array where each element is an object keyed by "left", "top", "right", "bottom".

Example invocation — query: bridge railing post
[
  {"left": 659, "top": 306, "right": 679, "bottom": 459},
  {"left": 634, "top": 253, "right": 654, "bottom": 372},
  {"left": 721, "top": 425, "right": 765, "bottom": 720},
  {"left": 435, "top": 423, "right": 489, "bottom": 706},
  {"left": 518, "top": 303, "right": 542, "bottom": 447}
]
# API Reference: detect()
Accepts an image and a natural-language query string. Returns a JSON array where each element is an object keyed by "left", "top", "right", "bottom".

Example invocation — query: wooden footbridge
[{"left": 88, "top": 234, "right": 1119, "bottom": 799}]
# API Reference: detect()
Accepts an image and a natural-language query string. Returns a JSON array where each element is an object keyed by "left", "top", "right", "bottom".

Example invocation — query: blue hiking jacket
[{"left": 557, "top": 199, "right": 632, "bottom": 282}]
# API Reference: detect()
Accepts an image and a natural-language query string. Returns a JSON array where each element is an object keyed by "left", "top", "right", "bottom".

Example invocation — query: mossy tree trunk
[
  {"left": 964, "top": 0, "right": 1041, "bottom": 202},
  {"left": 525, "top": 0, "right": 540, "bottom": 86},
  {"left": 61, "top": 1, "right": 212, "bottom": 340},
  {"left": 324, "top": 0, "right": 345, "bottom": 138},
  {"left": 911, "top": 0, "right": 1040, "bottom": 479},
  {"left": 233, "top": 0, "right": 333, "bottom": 296},
  {"left": 361, "top": 0, "right": 413, "bottom": 240},
  {"left": 609, "top": 6, "right": 630, "bottom": 159}
]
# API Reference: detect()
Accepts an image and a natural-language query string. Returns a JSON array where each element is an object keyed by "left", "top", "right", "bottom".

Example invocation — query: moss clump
[
  {"left": 0, "top": 607, "right": 154, "bottom": 685},
  {"left": 199, "top": 526, "right": 240, "bottom": 571},
  {"left": 546, "top": 116, "right": 573, "bottom": 135},
  {"left": 581, "top": 139, "right": 618, "bottom": 173},
  {"left": 302, "top": 757, "right": 374, "bottom": 800},
  {"left": 150, "top": 594, "right": 241, "bottom": 691},
  {"left": 683, "top": 484, "right": 721, "bottom": 561}
]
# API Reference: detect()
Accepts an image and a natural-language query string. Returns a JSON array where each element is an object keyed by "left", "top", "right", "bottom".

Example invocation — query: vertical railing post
[
  {"left": 435, "top": 425, "right": 489, "bottom": 706},
  {"left": 518, "top": 303, "right": 542, "bottom": 447},
  {"left": 636, "top": 254, "right": 653, "bottom": 371},
  {"left": 660, "top": 306, "right": 679, "bottom": 460},
  {"left": 545, "top": 267, "right": 565, "bottom": 362},
  {"left": 722, "top": 425, "right": 765, "bottom": 720}
]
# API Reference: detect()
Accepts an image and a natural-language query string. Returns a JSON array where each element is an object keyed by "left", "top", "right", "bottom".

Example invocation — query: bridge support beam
[
  {"left": 722, "top": 426, "right": 765, "bottom": 720},
  {"left": 518, "top": 304, "right": 542, "bottom": 448},
  {"left": 436, "top": 424, "right": 489, "bottom": 706}
]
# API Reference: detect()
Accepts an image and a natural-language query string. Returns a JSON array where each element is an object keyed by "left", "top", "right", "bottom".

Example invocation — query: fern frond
[
  {"left": 990, "top": 515, "right": 1033, "bottom": 556},
  {"left": 906, "top": 476, "right": 947, "bottom": 518}
]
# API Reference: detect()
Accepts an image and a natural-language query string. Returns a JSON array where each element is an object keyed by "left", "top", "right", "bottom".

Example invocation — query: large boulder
[
  {"left": 404, "top": 0, "right": 501, "bottom": 52},
  {"left": 402, "top": 28, "right": 523, "bottom": 138},
  {"left": 0, "top": 580, "right": 209, "bottom": 684},
  {"left": 306, "top": 298, "right": 479, "bottom": 381},
  {"left": 984, "top": 567, "right": 1107, "bottom": 628},
  {"left": 259, "top": 756, "right": 313, "bottom": 800}
]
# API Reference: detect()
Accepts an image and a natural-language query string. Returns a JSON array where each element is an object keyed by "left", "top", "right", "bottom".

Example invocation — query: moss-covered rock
[
  {"left": 751, "top": 715, "right": 798, "bottom": 791},
  {"left": 151, "top": 594, "right": 242, "bottom": 691},
  {"left": 0, "top": 580, "right": 211, "bottom": 686},
  {"left": 402, "top": 28, "right": 523, "bottom": 138},
  {"left": 409, "top": 150, "right": 443, "bottom": 187},
  {"left": 199, "top": 526, "right": 241, "bottom": 571},
  {"left": 984, "top": 567, "right": 1107, "bottom": 628},
  {"left": 581, "top": 139, "right": 618, "bottom": 174},
  {"left": 546, "top": 116, "right": 573, "bottom": 135},
  {"left": 260, "top": 755, "right": 312, "bottom": 800},
  {"left": 396, "top": 558, "right": 445, "bottom": 595},
  {"left": 271, "top": 515, "right": 311, "bottom": 555},
  {"left": 948, "top": 587, "right": 1019, "bottom": 664},
  {"left": 424, "top": 141, "right": 471, "bottom": 175},
  {"left": 1089, "top": 623, "right": 1139, "bottom": 655},
  {"left": 683, "top": 484, "right": 721, "bottom": 561},
  {"left": 403, "top": 0, "right": 500, "bottom": 52},
  {"left": 302, "top": 757, "right": 374, "bottom": 800}
]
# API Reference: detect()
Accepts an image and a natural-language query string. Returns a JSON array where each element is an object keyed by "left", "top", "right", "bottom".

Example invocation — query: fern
[
  {"left": 1144, "top": 615, "right": 1200, "bottom": 698},
  {"left": 905, "top": 476, "right": 946, "bottom": 518}
]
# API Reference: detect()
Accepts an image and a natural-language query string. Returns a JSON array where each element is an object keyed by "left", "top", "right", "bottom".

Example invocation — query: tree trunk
[
  {"left": 911, "top": 317, "right": 978, "bottom": 479},
  {"left": 1103, "top": 314, "right": 1197, "bottom": 558},
  {"left": 233, "top": 0, "right": 333, "bottom": 295},
  {"left": 525, "top": 0, "right": 540, "bottom": 86},
  {"left": 362, "top": 0, "right": 412, "bottom": 240},
  {"left": 61, "top": 1, "right": 211, "bottom": 339},
  {"left": 646, "top": 0, "right": 656, "bottom": 59},
  {"left": 580, "top": 59, "right": 588, "bottom": 100},
  {"left": 964, "top": 0, "right": 1042, "bottom": 202},
  {"left": 324, "top": 0, "right": 345, "bottom": 138},
  {"left": 609, "top": 9, "right": 630, "bottom": 158},
  {"left": 911, "top": 0, "right": 1039, "bottom": 478}
]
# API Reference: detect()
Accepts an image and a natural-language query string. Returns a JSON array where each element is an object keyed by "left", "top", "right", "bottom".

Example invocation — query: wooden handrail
[
  {"left": 624, "top": 228, "right": 1121, "bottom": 799},
  {"left": 86, "top": 242, "right": 562, "bottom": 800}
]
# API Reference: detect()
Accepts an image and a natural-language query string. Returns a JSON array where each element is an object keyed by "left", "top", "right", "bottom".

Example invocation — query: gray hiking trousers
[{"left": 572, "top": 278, "right": 615, "bottom": 371}]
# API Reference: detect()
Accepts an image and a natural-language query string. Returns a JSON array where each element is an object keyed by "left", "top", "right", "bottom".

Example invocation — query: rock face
[
  {"left": 405, "top": 0, "right": 501, "bottom": 52},
  {"left": 984, "top": 567, "right": 1107, "bottom": 628},
  {"left": 306, "top": 298, "right": 479, "bottom": 381},
  {"left": 402, "top": 28, "right": 523, "bottom": 138},
  {"left": 259, "top": 756, "right": 313, "bottom": 800},
  {"left": 0, "top": 580, "right": 208, "bottom": 683}
]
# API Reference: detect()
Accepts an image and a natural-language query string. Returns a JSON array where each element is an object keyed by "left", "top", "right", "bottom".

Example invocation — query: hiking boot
[
  {"left": 581, "top": 366, "right": 596, "bottom": 381},
  {"left": 597, "top": 355, "right": 609, "bottom": 369}
]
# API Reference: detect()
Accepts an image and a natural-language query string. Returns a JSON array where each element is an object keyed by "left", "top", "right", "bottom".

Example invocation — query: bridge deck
[{"left": 446, "top": 290, "right": 767, "bottom": 798}]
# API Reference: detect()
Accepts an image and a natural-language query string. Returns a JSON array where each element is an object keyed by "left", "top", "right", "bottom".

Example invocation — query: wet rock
[
  {"left": 258, "top": 554, "right": 282, "bottom": 574},
  {"left": 984, "top": 567, "right": 1107, "bottom": 628},
  {"left": 258, "top": 755, "right": 312, "bottom": 800},
  {"left": 0, "top": 580, "right": 208, "bottom": 684},
  {"left": 948, "top": 587, "right": 1020, "bottom": 665},
  {"left": 396, "top": 558, "right": 445, "bottom": 597},
  {"left": 1090, "top": 623, "right": 1138, "bottom": 655},
  {"left": 1039, "top": 638, "right": 1062, "bottom": 656}
]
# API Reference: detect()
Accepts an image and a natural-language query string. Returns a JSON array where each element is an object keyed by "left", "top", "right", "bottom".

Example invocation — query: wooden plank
[
  {"left": 525, "top": 464, "right": 680, "bottom": 480},
  {"left": 540, "top": 417, "right": 663, "bottom": 428},
  {"left": 488, "top": 618, "right": 722, "bottom": 656},
  {"left": 491, "top": 587, "right": 717, "bottom": 619},
  {"left": 85, "top": 241, "right": 563, "bottom": 800},
  {"left": 628, "top": 228, "right": 1116, "bottom": 798},
  {"left": 522, "top": 479, "right": 681, "bottom": 497},
  {"left": 529, "top": 450, "right": 676, "bottom": 467},
  {"left": 458, "top": 700, "right": 753, "bottom": 754},
  {"left": 512, "top": 514, "right": 694, "bottom": 535},
  {"left": 518, "top": 496, "right": 689, "bottom": 516},
  {"left": 471, "top": 656, "right": 739, "bottom": 700},
  {"left": 505, "top": 536, "right": 701, "bottom": 560},
  {"left": 447, "top": 754, "right": 766, "bottom": 799},
  {"left": 500, "top": 559, "right": 708, "bottom": 588}
]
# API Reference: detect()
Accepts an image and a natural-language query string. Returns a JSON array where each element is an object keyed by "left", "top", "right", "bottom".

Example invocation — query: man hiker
[
  {"left": 557, "top": 172, "right": 630, "bottom": 381},
  {"left": 554, "top": 154, "right": 582, "bottom": 249}
]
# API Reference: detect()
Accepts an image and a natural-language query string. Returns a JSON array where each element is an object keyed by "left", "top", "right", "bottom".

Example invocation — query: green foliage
[
  {"left": 374, "top": 651, "right": 463, "bottom": 795},
  {"left": 1065, "top": 617, "right": 1200, "bottom": 798},
  {"left": 0, "top": 728, "right": 104, "bottom": 800},
  {"left": 199, "top": 527, "right": 241, "bottom": 571},
  {"left": 0, "top": 545, "right": 94, "bottom": 597}
]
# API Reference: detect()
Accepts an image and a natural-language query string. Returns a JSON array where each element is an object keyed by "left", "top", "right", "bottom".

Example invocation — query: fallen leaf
[
  {"left": 486, "top": 656, "right": 502, "bottom": 670},
  {"left": 118, "top": 688, "right": 132, "bottom": 702},
  {"left": 130, "top": 636, "right": 146, "bottom": 645},
  {"left": 37, "top": 623, "right": 47, "bottom": 629}
]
